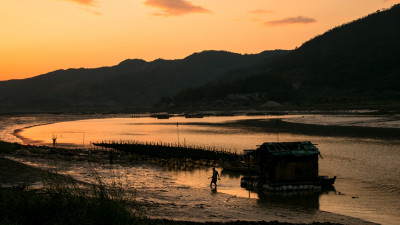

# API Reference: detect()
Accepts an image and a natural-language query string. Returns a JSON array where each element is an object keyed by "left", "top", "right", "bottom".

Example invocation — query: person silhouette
[{"left": 209, "top": 167, "right": 220, "bottom": 187}]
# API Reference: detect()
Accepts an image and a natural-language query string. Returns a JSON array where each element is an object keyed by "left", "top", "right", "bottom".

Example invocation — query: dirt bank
[
  {"left": 0, "top": 114, "right": 385, "bottom": 225},
  {"left": 1, "top": 146, "right": 378, "bottom": 225}
]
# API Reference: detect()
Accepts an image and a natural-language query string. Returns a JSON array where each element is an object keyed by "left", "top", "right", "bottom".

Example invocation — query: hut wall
[
  {"left": 261, "top": 155, "right": 318, "bottom": 183},
  {"left": 273, "top": 156, "right": 318, "bottom": 183}
]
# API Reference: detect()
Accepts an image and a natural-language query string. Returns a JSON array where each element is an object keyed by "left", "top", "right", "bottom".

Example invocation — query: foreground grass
[
  {"left": 0, "top": 170, "right": 344, "bottom": 225},
  {"left": 0, "top": 182, "right": 343, "bottom": 225},
  {"left": 0, "top": 187, "right": 340, "bottom": 225},
  {"left": 0, "top": 181, "right": 343, "bottom": 225},
  {"left": 0, "top": 141, "right": 20, "bottom": 154},
  {"left": 0, "top": 172, "right": 143, "bottom": 225}
]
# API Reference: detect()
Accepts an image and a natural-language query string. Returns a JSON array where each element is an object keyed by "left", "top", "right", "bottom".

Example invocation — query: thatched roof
[{"left": 258, "top": 141, "right": 320, "bottom": 157}]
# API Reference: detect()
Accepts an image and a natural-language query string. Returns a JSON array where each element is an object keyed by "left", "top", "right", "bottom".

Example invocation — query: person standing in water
[{"left": 210, "top": 167, "right": 220, "bottom": 187}]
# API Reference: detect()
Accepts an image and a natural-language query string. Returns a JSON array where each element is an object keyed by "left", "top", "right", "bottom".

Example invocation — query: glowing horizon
[{"left": 1, "top": 0, "right": 398, "bottom": 81}]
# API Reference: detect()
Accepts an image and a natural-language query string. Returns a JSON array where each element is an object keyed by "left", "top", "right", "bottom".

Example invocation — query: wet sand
[
  {"left": 0, "top": 113, "right": 389, "bottom": 225},
  {"left": 1, "top": 147, "right": 377, "bottom": 225},
  {"left": 0, "top": 157, "right": 48, "bottom": 187}
]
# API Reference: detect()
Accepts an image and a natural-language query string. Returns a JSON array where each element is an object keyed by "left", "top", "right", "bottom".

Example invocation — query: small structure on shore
[
  {"left": 258, "top": 141, "right": 319, "bottom": 184},
  {"left": 241, "top": 141, "right": 336, "bottom": 191}
]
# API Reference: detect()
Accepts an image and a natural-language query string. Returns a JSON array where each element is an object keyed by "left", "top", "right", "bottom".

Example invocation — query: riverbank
[
  {"left": 227, "top": 118, "right": 400, "bottom": 140},
  {"left": 0, "top": 143, "right": 376, "bottom": 225},
  {"left": 1, "top": 113, "right": 393, "bottom": 224},
  {"left": 0, "top": 146, "right": 372, "bottom": 225}
]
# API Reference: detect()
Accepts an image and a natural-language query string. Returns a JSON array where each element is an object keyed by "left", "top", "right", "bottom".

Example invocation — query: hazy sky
[{"left": 0, "top": 0, "right": 398, "bottom": 80}]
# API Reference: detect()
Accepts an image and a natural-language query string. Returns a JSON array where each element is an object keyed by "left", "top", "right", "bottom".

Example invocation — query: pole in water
[
  {"left": 177, "top": 122, "right": 180, "bottom": 146},
  {"left": 276, "top": 119, "right": 279, "bottom": 142}
]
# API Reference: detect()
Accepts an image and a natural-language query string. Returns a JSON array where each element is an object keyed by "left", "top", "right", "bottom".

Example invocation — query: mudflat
[{"left": 0, "top": 113, "right": 387, "bottom": 225}]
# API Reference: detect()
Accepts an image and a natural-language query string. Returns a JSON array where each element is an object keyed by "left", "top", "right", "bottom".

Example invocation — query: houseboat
[{"left": 240, "top": 141, "right": 336, "bottom": 191}]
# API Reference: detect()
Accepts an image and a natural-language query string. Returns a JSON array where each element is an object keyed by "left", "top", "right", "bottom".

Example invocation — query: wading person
[{"left": 209, "top": 167, "right": 220, "bottom": 187}]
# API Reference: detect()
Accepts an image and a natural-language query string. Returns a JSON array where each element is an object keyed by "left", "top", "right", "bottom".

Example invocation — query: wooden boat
[
  {"left": 239, "top": 142, "right": 337, "bottom": 191},
  {"left": 222, "top": 161, "right": 259, "bottom": 173},
  {"left": 241, "top": 176, "right": 336, "bottom": 190}
]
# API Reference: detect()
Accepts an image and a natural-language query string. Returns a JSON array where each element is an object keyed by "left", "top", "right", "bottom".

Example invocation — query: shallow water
[{"left": 11, "top": 115, "right": 400, "bottom": 225}]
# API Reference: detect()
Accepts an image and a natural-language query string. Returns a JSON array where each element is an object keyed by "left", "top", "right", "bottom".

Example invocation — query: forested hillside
[
  {"left": 0, "top": 50, "right": 287, "bottom": 112},
  {"left": 173, "top": 5, "right": 400, "bottom": 108}
]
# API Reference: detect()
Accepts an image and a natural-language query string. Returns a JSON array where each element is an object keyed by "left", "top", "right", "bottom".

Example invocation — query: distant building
[{"left": 227, "top": 92, "right": 267, "bottom": 100}]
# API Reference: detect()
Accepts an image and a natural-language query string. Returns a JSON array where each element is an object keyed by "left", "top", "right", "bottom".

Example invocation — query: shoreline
[
  {"left": 0, "top": 113, "right": 130, "bottom": 145},
  {"left": 8, "top": 113, "right": 400, "bottom": 147},
  {"left": 230, "top": 118, "right": 400, "bottom": 140},
  {"left": 12, "top": 123, "right": 54, "bottom": 145},
  {"left": 0, "top": 147, "right": 378, "bottom": 225},
  {"left": 1, "top": 113, "right": 395, "bottom": 224}
]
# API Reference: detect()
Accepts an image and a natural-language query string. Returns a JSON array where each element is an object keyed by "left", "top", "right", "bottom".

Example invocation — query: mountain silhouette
[
  {"left": 173, "top": 4, "right": 400, "bottom": 108},
  {"left": 0, "top": 50, "right": 287, "bottom": 112},
  {"left": 3, "top": 5, "right": 399, "bottom": 112}
]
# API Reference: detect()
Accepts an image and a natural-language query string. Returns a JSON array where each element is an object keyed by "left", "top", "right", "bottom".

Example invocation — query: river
[{"left": 4, "top": 114, "right": 400, "bottom": 225}]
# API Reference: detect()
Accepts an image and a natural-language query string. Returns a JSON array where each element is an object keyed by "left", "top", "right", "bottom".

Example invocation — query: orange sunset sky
[{"left": 1, "top": 0, "right": 398, "bottom": 81}]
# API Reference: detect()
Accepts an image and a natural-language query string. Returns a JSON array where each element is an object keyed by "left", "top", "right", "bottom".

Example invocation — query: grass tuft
[
  {"left": 0, "top": 141, "right": 20, "bottom": 154},
  {"left": 0, "top": 172, "right": 143, "bottom": 225}
]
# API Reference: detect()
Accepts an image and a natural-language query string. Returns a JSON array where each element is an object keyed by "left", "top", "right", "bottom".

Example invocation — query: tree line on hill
[
  {"left": 170, "top": 4, "right": 400, "bottom": 109},
  {"left": 0, "top": 50, "right": 288, "bottom": 112}
]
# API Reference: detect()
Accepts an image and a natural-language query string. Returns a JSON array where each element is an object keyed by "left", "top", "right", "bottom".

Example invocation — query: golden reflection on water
[
  {"left": 16, "top": 115, "right": 400, "bottom": 225},
  {"left": 19, "top": 116, "right": 301, "bottom": 151}
]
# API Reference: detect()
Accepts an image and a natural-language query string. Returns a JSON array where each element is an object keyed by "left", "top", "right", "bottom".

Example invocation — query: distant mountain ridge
[
  {"left": 173, "top": 4, "right": 400, "bottom": 108},
  {"left": 3, "top": 5, "right": 399, "bottom": 112},
  {"left": 0, "top": 50, "right": 288, "bottom": 112}
]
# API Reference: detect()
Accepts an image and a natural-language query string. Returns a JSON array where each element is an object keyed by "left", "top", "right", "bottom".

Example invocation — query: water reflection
[
  {"left": 159, "top": 160, "right": 333, "bottom": 212},
  {"left": 257, "top": 186, "right": 336, "bottom": 211},
  {"left": 220, "top": 169, "right": 336, "bottom": 211},
  {"left": 220, "top": 169, "right": 242, "bottom": 179},
  {"left": 210, "top": 186, "right": 218, "bottom": 194},
  {"left": 13, "top": 115, "right": 400, "bottom": 225}
]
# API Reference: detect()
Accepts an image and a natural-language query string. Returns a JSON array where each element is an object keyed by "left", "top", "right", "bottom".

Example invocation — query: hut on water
[{"left": 257, "top": 141, "right": 320, "bottom": 184}]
